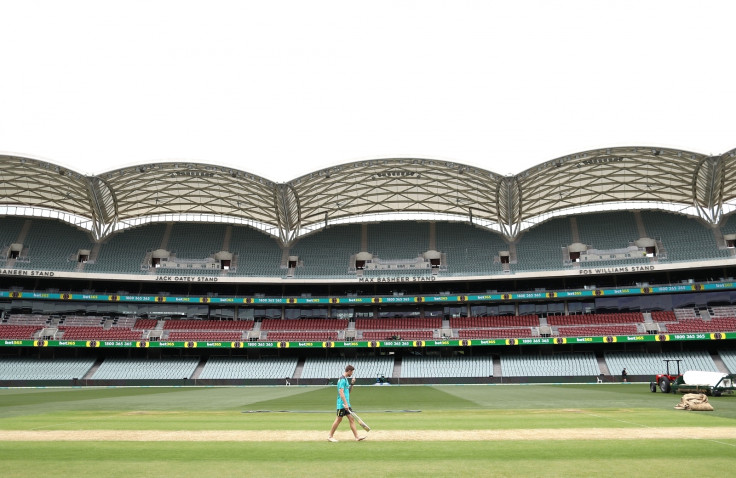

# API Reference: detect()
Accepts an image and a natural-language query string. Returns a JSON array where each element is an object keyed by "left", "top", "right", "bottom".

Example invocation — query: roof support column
[
  {"left": 693, "top": 155, "right": 725, "bottom": 225},
  {"left": 496, "top": 177, "right": 522, "bottom": 240},
  {"left": 275, "top": 184, "right": 301, "bottom": 247},
  {"left": 87, "top": 177, "right": 118, "bottom": 241}
]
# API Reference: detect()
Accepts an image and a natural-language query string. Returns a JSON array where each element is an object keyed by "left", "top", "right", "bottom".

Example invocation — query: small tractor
[{"left": 649, "top": 359, "right": 682, "bottom": 393}]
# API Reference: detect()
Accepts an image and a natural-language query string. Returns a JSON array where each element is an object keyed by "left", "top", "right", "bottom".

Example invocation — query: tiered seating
[
  {"left": 718, "top": 349, "right": 736, "bottom": 373},
  {"left": 574, "top": 210, "right": 654, "bottom": 265},
  {"left": 11, "top": 219, "right": 94, "bottom": 271},
  {"left": 300, "top": 356, "right": 395, "bottom": 379},
  {"left": 84, "top": 223, "right": 166, "bottom": 274},
  {"left": 162, "top": 319, "right": 254, "bottom": 330},
  {"left": 666, "top": 320, "right": 736, "bottom": 333},
  {"left": 435, "top": 222, "right": 507, "bottom": 276},
  {"left": 111, "top": 316, "right": 137, "bottom": 328},
  {"left": 651, "top": 311, "right": 677, "bottom": 322},
  {"left": 547, "top": 313, "right": 643, "bottom": 325},
  {"left": 355, "top": 317, "right": 440, "bottom": 330},
  {"left": 0, "top": 325, "right": 42, "bottom": 339},
  {"left": 228, "top": 225, "right": 283, "bottom": 277},
  {"left": 577, "top": 212, "right": 640, "bottom": 250},
  {"left": 458, "top": 328, "right": 534, "bottom": 338},
  {"left": 0, "top": 358, "right": 96, "bottom": 380},
  {"left": 501, "top": 353, "right": 599, "bottom": 377},
  {"left": 367, "top": 221, "right": 429, "bottom": 260},
  {"left": 133, "top": 319, "right": 158, "bottom": 329},
  {"left": 719, "top": 214, "right": 736, "bottom": 235},
  {"left": 61, "top": 315, "right": 105, "bottom": 326},
  {"left": 91, "top": 357, "right": 200, "bottom": 380},
  {"left": 605, "top": 351, "right": 718, "bottom": 375},
  {"left": 641, "top": 211, "right": 729, "bottom": 262},
  {"left": 557, "top": 325, "right": 639, "bottom": 337},
  {"left": 401, "top": 355, "right": 494, "bottom": 378},
  {"left": 709, "top": 306, "right": 736, "bottom": 318},
  {"left": 710, "top": 318, "right": 736, "bottom": 330},
  {"left": 514, "top": 217, "right": 573, "bottom": 271},
  {"left": 265, "top": 331, "right": 339, "bottom": 341},
  {"left": 58, "top": 327, "right": 143, "bottom": 340},
  {"left": 291, "top": 224, "right": 361, "bottom": 279},
  {"left": 362, "top": 330, "right": 434, "bottom": 340},
  {"left": 167, "top": 223, "right": 227, "bottom": 260},
  {"left": 451, "top": 315, "right": 539, "bottom": 328},
  {"left": 355, "top": 317, "right": 439, "bottom": 340},
  {"left": 674, "top": 308, "right": 699, "bottom": 320},
  {"left": 361, "top": 268, "right": 434, "bottom": 278},
  {"left": 260, "top": 319, "right": 347, "bottom": 330},
  {"left": 0, "top": 217, "right": 27, "bottom": 251},
  {"left": 3, "top": 314, "right": 50, "bottom": 325},
  {"left": 199, "top": 357, "right": 299, "bottom": 379},
  {"left": 167, "top": 331, "right": 243, "bottom": 341}
]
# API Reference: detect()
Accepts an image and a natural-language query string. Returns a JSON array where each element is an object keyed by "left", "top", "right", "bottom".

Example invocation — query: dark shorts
[{"left": 336, "top": 407, "right": 353, "bottom": 417}]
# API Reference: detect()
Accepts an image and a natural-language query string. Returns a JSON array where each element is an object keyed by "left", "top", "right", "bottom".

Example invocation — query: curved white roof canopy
[{"left": 2, "top": 145, "right": 735, "bottom": 244}]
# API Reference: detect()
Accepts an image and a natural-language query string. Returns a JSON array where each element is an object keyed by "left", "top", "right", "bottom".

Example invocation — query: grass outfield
[{"left": 1, "top": 384, "right": 735, "bottom": 477}]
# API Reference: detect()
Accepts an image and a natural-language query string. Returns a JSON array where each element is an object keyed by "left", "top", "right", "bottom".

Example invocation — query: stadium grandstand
[{"left": 2, "top": 145, "right": 736, "bottom": 386}]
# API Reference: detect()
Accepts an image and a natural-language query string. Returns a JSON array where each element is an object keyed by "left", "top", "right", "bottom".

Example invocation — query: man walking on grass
[{"left": 327, "top": 364, "right": 366, "bottom": 442}]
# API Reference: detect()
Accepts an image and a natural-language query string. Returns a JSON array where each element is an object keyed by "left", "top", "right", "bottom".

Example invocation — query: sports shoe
[
  {"left": 327, "top": 436, "right": 338, "bottom": 442},
  {"left": 356, "top": 436, "right": 366, "bottom": 441}
]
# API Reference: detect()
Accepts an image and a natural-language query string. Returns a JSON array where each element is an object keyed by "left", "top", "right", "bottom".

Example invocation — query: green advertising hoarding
[
  {"left": 2, "top": 332, "right": 730, "bottom": 350},
  {"left": 0, "top": 281, "right": 729, "bottom": 305}
]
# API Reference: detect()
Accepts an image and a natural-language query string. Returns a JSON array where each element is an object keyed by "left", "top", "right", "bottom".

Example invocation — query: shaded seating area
[
  {"left": 355, "top": 318, "right": 440, "bottom": 330},
  {"left": 167, "top": 331, "right": 244, "bottom": 341},
  {"left": 651, "top": 311, "right": 677, "bottom": 322},
  {"left": 258, "top": 319, "right": 347, "bottom": 341},
  {"left": 666, "top": 319, "right": 736, "bottom": 333},
  {"left": 547, "top": 313, "right": 644, "bottom": 336},
  {"left": 452, "top": 315, "right": 538, "bottom": 338},
  {"left": 111, "top": 316, "right": 138, "bottom": 329},
  {"left": 557, "top": 324, "right": 639, "bottom": 337},
  {"left": 10, "top": 219, "right": 94, "bottom": 272},
  {"left": 640, "top": 210, "right": 729, "bottom": 262},
  {"left": 59, "top": 315, "right": 106, "bottom": 326},
  {"left": 228, "top": 225, "right": 284, "bottom": 277},
  {"left": 3, "top": 314, "right": 51, "bottom": 325},
  {"left": 163, "top": 319, "right": 254, "bottom": 330},
  {"left": 458, "top": 328, "right": 534, "bottom": 338},
  {"left": 650, "top": 307, "right": 736, "bottom": 333},
  {"left": 83, "top": 223, "right": 166, "bottom": 274},
  {"left": 435, "top": 222, "right": 507, "bottom": 276},
  {"left": 159, "top": 319, "right": 255, "bottom": 341},
  {"left": 260, "top": 318, "right": 347, "bottom": 331},
  {"left": 133, "top": 319, "right": 158, "bottom": 329},
  {"left": 356, "top": 317, "right": 440, "bottom": 340},
  {"left": 362, "top": 330, "right": 434, "bottom": 340},
  {"left": 546, "top": 313, "right": 644, "bottom": 326},
  {"left": 514, "top": 218, "right": 573, "bottom": 271},
  {"left": 58, "top": 327, "right": 143, "bottom": 340},
  {"left": 290, "top": 224, "right": 361, "bottom": 279},
  {"left": 265, "top": 331, "right": 339, "bottom": 341},
  {"left": 451, "top": 315, "right": 539, "bottom": 328},
  {"left": 0, "top": 325, "right": 43, "bottom": 339}
]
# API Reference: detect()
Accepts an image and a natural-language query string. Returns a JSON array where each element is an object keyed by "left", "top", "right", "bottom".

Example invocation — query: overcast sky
[{"left": 1, "top": 1, "right": 734, "bottom": 182}]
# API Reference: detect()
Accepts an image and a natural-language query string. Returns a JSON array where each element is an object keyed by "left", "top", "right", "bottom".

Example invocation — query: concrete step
[{"left": 392, "top": 355, "right": 402, "bottom": 379}]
